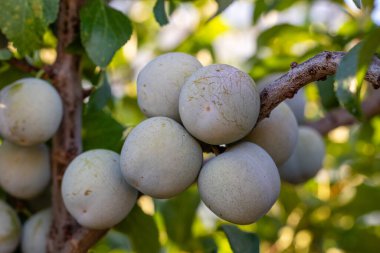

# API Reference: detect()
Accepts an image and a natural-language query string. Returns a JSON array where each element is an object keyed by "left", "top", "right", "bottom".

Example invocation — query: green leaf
[
  {"left": 153, "top": 0, "right": 169, "bottom": 26},
  {"left": 208, "top": 0, "right": 234, "bottom": 21},
  {"left": 82, "top": 110, "right": 125, "bottom": 152},
  {"left": 0, "top": 0, "right": 59, "bottom": 54},
  {"left": 87, "top": 73, "right": 112, "bottom": 112},
  {"left": 335, "top": 27, "right": 380, "bottom": 118},
  {"left": 115, "top": 205, "right": 160, "bottom": 253},
  {"left": 317, "top": 75, "right": 340, "bottom": 110},
  {"left": 0, "top": 49, "right": 12, "bottom": 61},
  {"left": 80, "top": 0, "right": 133, "bottom": 67},
  {"left": 156, "top": 186, "right": 200, "bottom": 246},
  {"left": 220, "top": 225, "right": 260, "bottom": 253},
  {"left": 353, "top": 0, "right": 362, "bottom": 9}
]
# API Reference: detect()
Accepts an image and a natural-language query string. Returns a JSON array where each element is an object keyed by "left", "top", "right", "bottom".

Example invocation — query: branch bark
[
  {"left": 47, "top": 0, "right": 106, "bottom": 252},
  {"left": 258, "top": 51, "right": 380, "bottom": 122}
]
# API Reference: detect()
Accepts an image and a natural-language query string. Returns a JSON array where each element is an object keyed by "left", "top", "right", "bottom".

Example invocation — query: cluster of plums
[
  {"left": 0, "top": 78, "right": 63, "bottom": 252},
  {"left": 0, "top": 52, "right": 326, "bottom": 251},
  {"left": 60, "top": 52, "right": 326, "bottom": 230}
]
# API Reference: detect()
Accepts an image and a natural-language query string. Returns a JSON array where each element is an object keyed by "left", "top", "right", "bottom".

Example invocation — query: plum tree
[
  {"left": 0, "top": 141, "right": 50, "bottom": 199},
  {"left": 245, "top": 102, "right": 298, "bottom": 166},
  {"left": 120, "top": 116, "right": 203, "bottom": 198},
  {"left": 137, "top": 52, "right": 202, "bottom": 121},
  {"left": 279, "top": 126, "right": 325, "bottom": 184},
  {"left": 0, "top": 200, "right": 21, "bottom": 253},
  {"left": 198, "top": 142, "right": 280, "bottom": 224},
  {"left": 0, "top": 0, "right": 378, "bottom": 252},
  {"left": 0, "top": 78, "right": 63, "bottom": 146},
  {"left": 21, "top": 209, "right": 51, "bottom": 253},
  {"left": 179, "top": 64, "right": 260, "bottom": 145},
  {"left": 61, "top": 150, "right": 137, "bottom": 229}
]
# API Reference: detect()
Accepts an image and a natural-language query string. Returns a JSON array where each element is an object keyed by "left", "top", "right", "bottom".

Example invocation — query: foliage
[{"left": 0, "top": 0, "right": 379, "bottom": 252}]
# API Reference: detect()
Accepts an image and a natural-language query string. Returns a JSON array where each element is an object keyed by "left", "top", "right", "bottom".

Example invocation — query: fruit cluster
[
  {"left": 0, "top": 78, "right": 63, "bottom": 252},
  {"left": 61, "top": 52, "right": 326, "bottom": 229},
  {"left": 0, "top": 52, "right": 326, "bottom": 248}
]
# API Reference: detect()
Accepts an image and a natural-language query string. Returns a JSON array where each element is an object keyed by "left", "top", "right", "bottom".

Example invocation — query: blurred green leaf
[
  {"left": 335, "top": 27, "right": 380, "bottom": 118},
  {"left": 335, "top": 44, "right": 362, "bottom": 117},
  {"left": 0, "top": 0, "right": 59, "bottom": 54},
  {"left": 112, "top": 96, "right": 145, "bottom": 127},
  {"left": 353, "top": 0, "right": 362, "bottom": 9},
  {"left": 115, "top": 205, "right": 160, "bottom": 253},
  {"left": 87, "top": 73, "right": 112, "bottom": 112},
  {"left": 154, "top": 0, "right": 169, "bottom": 26},
  {"left": 80, "top": 0, "right": 132, "bottom": 67},
  {"left": 90, "top": 230, "right": 131, "bottom": 253},
  {"left": 220, "top": 225, "right": 260, "bottom": 253},
  {"left": 156, "top": 187, "right": 200, "bottom": 247},
  {"left": 0, "top": 49, "right": 12, "bottom": 61},
  {"left": 0, "top": 64, "right": 32, "bottom": 89},
  {"left": 317, "top": 75, "right": 340, "bottom": 110},
  {"left": 82, "top": 110, "right": 125, "bottom": 152},
  {"left": 0, "top": 33, "right": 8, "bottom": 49},
  {"left": 208, "top": 0, "right": 234, "bottom": 21}
]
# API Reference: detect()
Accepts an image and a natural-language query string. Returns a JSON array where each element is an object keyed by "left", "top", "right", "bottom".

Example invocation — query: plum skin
[
  {"left": 245, "top": 102, "right": 298, "bottom": 166},
  {"left": 0, "top": 141, "right": 51, "bottom": 199},
  {"left": 61, "top": 149, "right": 138, "bottom": 230},
  {"left": 0, "top": 200, "right": 21, "bottom": 253},
  {"left": 21, "top": 209, "right": 51, "bottom": 253},
  {"left": 120, "top": 116, "right": 203, "bottom": 199},
  {"left": 179, "top": 64, "right": 260, "bottom": 145},
  {"left": 279, "top": 126, "right": 325, "bottom": 184},
  {"left": 137, "top": 52, "right": 202, "bottom": 121},
  {"left": 198, "top": 142, "right": 280, "bottom": 225},
  {"left": 0, "top": 78, "right": 63, "bottom": 146}
]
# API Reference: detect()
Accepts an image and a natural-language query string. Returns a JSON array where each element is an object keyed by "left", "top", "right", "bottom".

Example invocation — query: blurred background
[{"left": 2, "top": 0, "right": 379, "bottom": 252}]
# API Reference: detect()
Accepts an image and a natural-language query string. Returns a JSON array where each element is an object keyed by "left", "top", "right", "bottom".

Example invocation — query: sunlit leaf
[
  {"left": 220, "top": 225, "right": 260, "bottom": 253},
  {"left": 80, "top": 0, "right": 132, "bottom": 67},
  {"left": 0, "top": 0, "right": 59, "bottom": 54},
  {"left": 335, "top": 27, "right": 380, "bottom": 118}
]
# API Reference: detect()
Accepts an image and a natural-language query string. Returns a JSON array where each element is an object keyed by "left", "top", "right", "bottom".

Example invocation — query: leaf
[
  {"left": 208, "top": 0, "right": 234, "bottom": 21},
  {"left": 82, "top": 110, "right": 125, "bottom": 152},
  {"left": 80, "top": 0, "right": 133, "bottom": 67},
  {"left": 115, "top": 205, "right": 160, "bottom": 253},
  {"left": 353, "top": 0, "right": 362, "bottom": 9},
  {"left": 0, "top": 49, "right": 12, "bottom": 61},
  {"left": 87, "top": 73, "right": 112, "bottom": 112},
  {"left": 334, "top": 27, "right": 380, "bottom": 118},
  {"left": 0, "top": 0, "right": 59, "bottom": 54},
  {"left": 156, "top": 186, "right": 200, "bottom": 246},
  {"left": 220, "top": 225, "right": 260, "bottom": 253},
  {"left": 317, "top": 75, "right": 340, "bottom": 110},
  {"left": 153, "top": 0, "right": 169, "bottom": 26}
]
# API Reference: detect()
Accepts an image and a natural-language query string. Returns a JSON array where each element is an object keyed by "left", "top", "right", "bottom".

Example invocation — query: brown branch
[
  {"left": 47, "top": 0, "right": 106, "bottom": 252},
  {"left": 258, "top": 51, "right": 380, "bottom": 122},
  {"left": 7, "top": 58, "right": 54, "bottom": 79},
  {"left": 307, "top": 90, "right": 380, "bottom": 135}
]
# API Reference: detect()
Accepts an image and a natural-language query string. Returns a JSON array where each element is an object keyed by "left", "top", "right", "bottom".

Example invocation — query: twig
[
  {"left": 307, "top": 90, "right": 380, "bottom": 135},
  {"left": 258, "top": 51, "right": 380, "bottom": 122}
]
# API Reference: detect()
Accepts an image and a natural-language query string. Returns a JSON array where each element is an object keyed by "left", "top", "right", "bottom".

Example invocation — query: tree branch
[
  {"left": 258, "top": 51, "right": 380, "bottom": 122},
  {"left": 47, "top": 0, "right": 106, "bottom": 252},
  {"left": 307, "top": 90, "right": 380, "bottom": 135}
]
